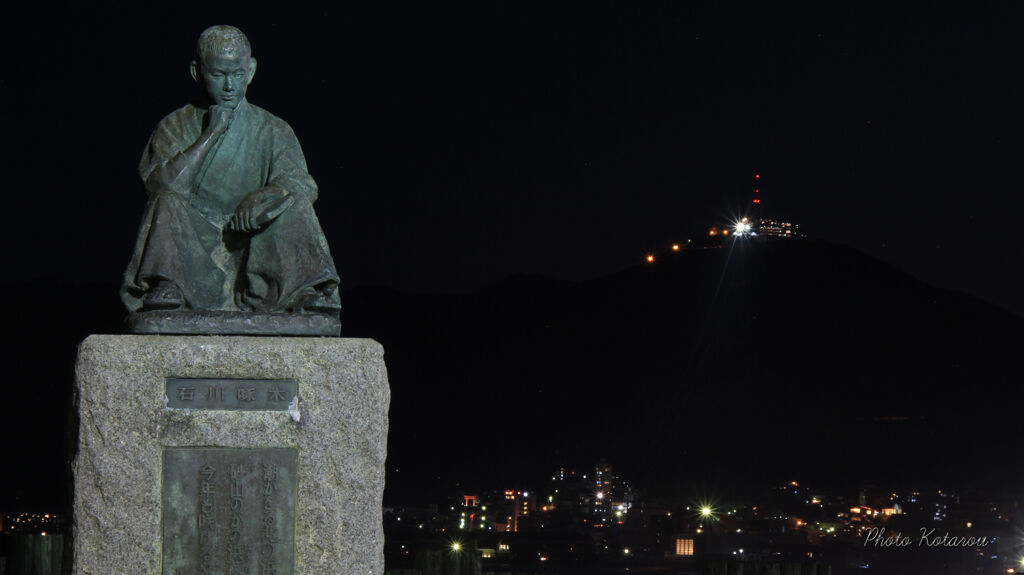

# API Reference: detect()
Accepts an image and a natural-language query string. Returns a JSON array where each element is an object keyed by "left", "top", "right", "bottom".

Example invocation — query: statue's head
[{"left": 190, "top": 25, "right": 257, "bottom": 109}]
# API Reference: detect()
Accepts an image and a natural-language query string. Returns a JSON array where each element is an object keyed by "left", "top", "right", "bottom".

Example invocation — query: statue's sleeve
[
  {"left": 267, "top": 123, "right": 319, "bottom": 203},
  {"left": 138, "top": 110, "right": 196, "bottom": 197}
]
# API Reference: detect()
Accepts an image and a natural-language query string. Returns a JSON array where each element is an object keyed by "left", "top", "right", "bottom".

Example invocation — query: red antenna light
[
  {"left": 753, "top": 198, "right": 761, "bottom": 204},
  {"left": 754, "top": 174, "right": 760, "bottom": 179}
]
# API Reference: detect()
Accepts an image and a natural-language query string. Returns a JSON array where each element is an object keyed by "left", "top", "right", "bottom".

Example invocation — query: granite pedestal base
[{"left": 71, "top": 335, "right": 389, "bottom": 575}]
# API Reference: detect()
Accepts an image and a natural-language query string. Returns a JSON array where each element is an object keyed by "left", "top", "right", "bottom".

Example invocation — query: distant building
[
  {"left": 697, "top": 216, "right": 803, "bottom": 246},
  {"left": 757, "top": 218, "right": 801, "bottom": 238},
  {"left": 674, "top": 537, "right": 695, "bottom": 556},
  {"left": 494, "top": 489, "right": 535, "bottom": 532}
]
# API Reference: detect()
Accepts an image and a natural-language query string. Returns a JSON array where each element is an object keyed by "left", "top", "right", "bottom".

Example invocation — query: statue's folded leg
[
  {"left": 122, "top": 192, "right": 232, "bottom": 312},
  {"left": 241, "top": 199, "right": 340, "bottom": 314}
]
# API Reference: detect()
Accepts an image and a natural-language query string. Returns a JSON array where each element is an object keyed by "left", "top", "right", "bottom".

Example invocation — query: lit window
[{"left": 675, "top": 538, "right": 694, "bottom": 556}]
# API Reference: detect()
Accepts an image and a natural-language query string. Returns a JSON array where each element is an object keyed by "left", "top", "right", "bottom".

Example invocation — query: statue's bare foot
[{"left": 142, "top": 281, "right": 184, "bottom": 311}]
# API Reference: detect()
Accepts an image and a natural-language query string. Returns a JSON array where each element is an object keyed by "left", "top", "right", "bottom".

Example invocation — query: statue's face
[{"left": 199, "top": 52, "right": 253, "bottom": 109}]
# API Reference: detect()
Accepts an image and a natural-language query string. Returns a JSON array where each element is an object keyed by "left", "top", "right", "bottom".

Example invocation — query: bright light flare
[
  {"left": 672, "top": 244, "right": 680, "bottom": 251},
  {"left": 646, "top": 254, "right": 655, "bottom": 263},
  {"left": 451, "top": 542, "right": 462, "bottom": 552},
  {"left": 734, "top": 218, "right": 753, "bottom": 235},
  {"left": 694, "top": 498, "right": 720, "bottom": 522}
]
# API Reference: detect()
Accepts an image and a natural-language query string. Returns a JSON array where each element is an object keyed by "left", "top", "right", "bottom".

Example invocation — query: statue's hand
[
  {"left": 207, "top": 105, "right": 235, "bottom": 137},
  {"left": 227, "top": 188, "right": 293, "bottom": 233}
]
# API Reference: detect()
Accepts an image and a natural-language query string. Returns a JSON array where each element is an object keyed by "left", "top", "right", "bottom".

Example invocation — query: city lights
[{"left": 380, "top": 468, "right": 1007, "bottom": 572}]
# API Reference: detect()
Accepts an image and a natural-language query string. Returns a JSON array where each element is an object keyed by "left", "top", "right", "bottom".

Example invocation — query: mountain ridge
[{"left": 342, "top": 237, "right": 1022, "bottom": 502}]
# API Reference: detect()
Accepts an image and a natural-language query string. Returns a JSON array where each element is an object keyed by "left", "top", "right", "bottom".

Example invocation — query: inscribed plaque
[
  {"left": 162, "top": 447, "right": 297, "bottom": 575},
  {"left": 166, "top": 378, "right": 298, "bottom": 410}
]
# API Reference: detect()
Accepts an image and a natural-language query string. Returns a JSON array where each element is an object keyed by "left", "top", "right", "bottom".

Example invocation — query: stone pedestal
[{"left": 71, "top": 335, "right": 390, "bottom": 575}]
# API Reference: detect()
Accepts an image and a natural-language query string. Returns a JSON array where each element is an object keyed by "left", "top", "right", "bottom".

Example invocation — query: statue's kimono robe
[{"left": 121, "top": 99, "right": 339, "bottom": 313}]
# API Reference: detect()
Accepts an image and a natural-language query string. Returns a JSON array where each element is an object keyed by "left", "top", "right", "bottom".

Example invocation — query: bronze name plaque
[
  {"left": 166, "top": 378, "right": 298, "bottom": 410},
  {"left": 162, "top": 447, "right": 297, "bottom": 575}
]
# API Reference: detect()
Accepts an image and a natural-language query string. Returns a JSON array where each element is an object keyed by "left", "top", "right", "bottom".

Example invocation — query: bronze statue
[{"left": 121, "top": 26, "right": 340, "bottom": 334}]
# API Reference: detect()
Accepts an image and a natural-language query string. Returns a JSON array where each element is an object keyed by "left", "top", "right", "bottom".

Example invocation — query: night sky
[{"left": 3, "top": 2, "right": 1022, "bottom": 317}]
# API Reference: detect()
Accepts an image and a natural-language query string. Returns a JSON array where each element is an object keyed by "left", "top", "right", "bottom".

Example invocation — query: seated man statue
[{"left": 121, "top": 25, "right": 340, "bottom": 330}]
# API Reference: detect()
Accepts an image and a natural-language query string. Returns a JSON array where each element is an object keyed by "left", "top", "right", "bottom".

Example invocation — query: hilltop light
[
  {"left": 735, "top": 218, "right": 753, "bottom": 235},
  {"left": 672, "top": 244, "right": 680, "bottom": 251},
  {"left": 646, "top": 254, "right": 655, "bottom": 263}
]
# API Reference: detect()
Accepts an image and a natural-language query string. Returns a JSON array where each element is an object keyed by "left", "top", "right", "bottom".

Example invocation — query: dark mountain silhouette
[
  {"left": 341, "top": 238, "right": 1023, "bottom": 503},
  {"left": 2, "top": 238, "right": 1020, "bottom": 512}
]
